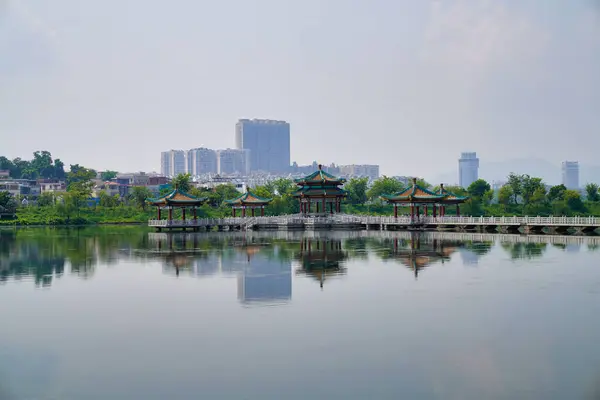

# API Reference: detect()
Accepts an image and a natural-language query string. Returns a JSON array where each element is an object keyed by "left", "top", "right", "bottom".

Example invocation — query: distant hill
[{"left": 429, "top": 158, "right": 600, "bottom": 187}]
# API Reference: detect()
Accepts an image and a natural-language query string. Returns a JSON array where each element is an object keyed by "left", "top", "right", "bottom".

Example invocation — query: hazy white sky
[{"left": 1, "top": 0, "right": 599, "bottom": 178}]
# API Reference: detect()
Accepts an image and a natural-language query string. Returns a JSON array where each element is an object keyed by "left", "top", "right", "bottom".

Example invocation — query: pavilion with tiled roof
[
  {"left": 224, "top": 189, "right": 272, "bottom": 217},
  {"left": 434, "top": 184, "right": 469, "bottom": 217},
  {"left": 292, "top": 165, "right": 347, "bottom": 214},
  {"left": 146, "top": 188, "right": 207, "bottom": 223},
  {"left": 381, "top": 178, "right": 470, "bottom": 219}
]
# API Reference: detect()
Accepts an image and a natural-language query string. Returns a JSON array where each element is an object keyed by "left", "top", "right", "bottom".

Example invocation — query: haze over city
[{"left": 1, "top": 0, "right": 599, "bottom": 181}]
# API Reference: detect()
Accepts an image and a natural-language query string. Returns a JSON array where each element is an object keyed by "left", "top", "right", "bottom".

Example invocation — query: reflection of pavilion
[
  {"left": 295, "top": 237, "right": 347, "bottom": 289},
  {"left": 390, "top": 233, "right": 457, "bottom": 278}
]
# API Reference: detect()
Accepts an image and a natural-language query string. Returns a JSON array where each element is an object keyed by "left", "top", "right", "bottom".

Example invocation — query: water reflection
[{"left": 2, "top": 228, "right": 600, "bottom": 291}]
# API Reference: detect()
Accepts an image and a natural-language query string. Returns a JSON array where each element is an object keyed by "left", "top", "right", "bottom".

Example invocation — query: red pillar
[
  {"left": 261, "top": 206, "right": 264, "bottom": 216},
  {"left": 394, "top": 204, "right": 398, "bottom": 218},
  {"left": 308, "top": 202, "right": 311, "bottom": 213},
  {"left": 168, "top": 207, "right": 173, "bottom": 221},
  {"left": 433, "top": 205, "right": 437, "bottom": 218},
  {"left": 416, "top": 206, "right": 420, "bottom": 218},
  {"left": 410, "top": 204, "right": 414, "bottom": 218},
  {"left": 233, "top": 208, "right": 236, "bottom": 217},
  {"left": 157, "top": 207, "right": 161, "bottom": 220},
  {"left": 252, "top": 208, "right": 255, "bottom": 217},
  {"left": 424, "top": 205, "right": 428, "bottom": 216},
  {"left": 193, "top": 207, "right": 197, "bottom": 220},
  {"left": 242, "top": 207, "right": 246, "bottom": 217},
  {"left": 322, "top": 198, "right": 326, "bottom": 214},
  {"left": 456, "top": 205, "right": 460, "bottom": 217}
]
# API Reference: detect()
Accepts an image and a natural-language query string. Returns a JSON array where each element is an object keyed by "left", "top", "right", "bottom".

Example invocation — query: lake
[{"left": 1, "top": 227, "right": 600, "bottom": 399}]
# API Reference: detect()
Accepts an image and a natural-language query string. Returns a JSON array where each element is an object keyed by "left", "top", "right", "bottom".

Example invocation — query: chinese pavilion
[
  {"left": 146, "top": 188, "right": 207, "bottom": 227},
  {"left": 224, "top": 189, "right": 272, "bottom": 217},
  {"left": 380, "top": 178, "right": 469, "bottom": 218},
  {"left": 434, "top": 184, "right": 469, "bottom": 217},
  {"left": 292, "top": 165, "right": 347, "bottom": 215}
]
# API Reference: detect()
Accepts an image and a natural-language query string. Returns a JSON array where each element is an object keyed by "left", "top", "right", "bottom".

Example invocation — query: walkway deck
[{"left": 149, "top": 214, "right": 600, "bottom": 234}]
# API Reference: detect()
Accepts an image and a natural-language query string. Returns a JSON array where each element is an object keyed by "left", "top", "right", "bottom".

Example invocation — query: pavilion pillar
[
  {"left": 316, "top": 201, "right": 319, "bottom": 213},
  {"left": 338, "top": 198, "right": 341, "bottom": 213},
  {"left": 424, "top": 205, "right": 428, "bottom": 216},
  {"left": 394, "top": 204, "right": 398, "bottom": 218},
  {"left": 261, "top": 206, "right": 264, "bottom": 217},
  {"left": 410, "top": 204, "right": 414, "bottom": 219},
  {"left": 322, "top": 198, "right": 326, "bottom": 215},
  {"left": 193, "top": 207, "right": 197, "bottom": 220},
  {"left": 456, "top": 205, "right": 460, "bottom": 217},
  {"left": 308, "top": 202, "right": 311, "bottom": 213},
  {"left": 252, "top": 208, "right": 255, "bottom": 217},
  {"left": 330, "top": 202, "right": 333, "bottom": 214},
  {"left": 168, "top": 207, "right": 173, "bottom": 221},
  {"left": 433, "top": 204, "right": 437, "bottom": 218},
  {"left": 233, "top": 208, "right": 236, "bottom": 217},
  {"left": 416, "top": 206, "right": 420, "bottom": 218},
  {"left": 242, "top": 207, "right": 246, "bottom": 217},
  {"left": 182, "top": 208, "right": 186, "bottom": 221},
  {"left": 157, "top": 207, "right": 161, "bottom": 220}
]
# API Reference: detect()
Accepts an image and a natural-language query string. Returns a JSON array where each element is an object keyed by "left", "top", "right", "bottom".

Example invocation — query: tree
[
  {"left": 171, "top": 173, "right": 191, "bottom": 192},
  {"left": 272, "top": 178, "right": 295, "bottom": 196},
  {"left": 37, "top": 192, "right": 56, "bottom": 207},
  {"left": 565, "top": 190, "right": 586, "bottom": 213},
  {"left": 31, "top": 151, "right": 54, "bottom": 178},
  {"left": 67, "top": 164, "right": 96, "bottom": 187},
  {"left": 498, "top": 185, "right": 513, "bottom": 207},
  {"left": 521, "top": 176, "right": 545, "bottom": 205},
  {"left": 367, "top": 176, "right": 405, "bottom": 201},
  {"left": 345, "top": 177, "right": 368, "bottom": 205},
  {"left": 0, "top": 191, "right": 16, "bottom": 215},
  {"left": 548, "top": 184, "right": 567, "bottom": 202},
  {"left": 101, "top": 170, "right": 118, "bottom": 181},
  {"left": 130, "top": 186, "right": 152, "bottom": 210},
  {"left": 585, "top": 183, "right": 599, "bottom": 202},
  {"left": 507, "top": 173, "right": 523, "bottom": 204},
  {"left": 467, "top": 179, "right": 491, "bottom": 198},
  {"left": 99, "top": 191, "right": 120, "bottom": 208}
]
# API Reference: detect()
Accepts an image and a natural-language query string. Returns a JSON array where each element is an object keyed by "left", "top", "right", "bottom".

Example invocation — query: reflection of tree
[
  {"left": 588, "top": 243, "right": 599, "bottom": 252},
  {"left": 462, "top": 241, "right": 493, "bottom": 256},
  {"left": 501, "top": 242, "right": 548, "bottom": 260}
]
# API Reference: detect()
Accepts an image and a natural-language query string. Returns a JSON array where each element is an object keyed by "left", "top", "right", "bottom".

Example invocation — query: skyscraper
[
  {"left": 459, "top": 152, "right": 479, "bottom": 188},
  {"left": 187, "top": 148, "right": 217, "bottom": 176},
  {"left": 217, "top": 149, "right": 250, "bottom": 175},
  {"left": 160, "top": 150, "right": 186, "bottom": 177},
  {"left": 235, "top": 119, "right": 290, "bottom": 173},
  {"left": 562, "top": 161, "right": 579, "bottom": 189}
]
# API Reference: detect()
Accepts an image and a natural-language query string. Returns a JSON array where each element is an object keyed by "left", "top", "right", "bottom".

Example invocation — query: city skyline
[{"left": 1, "top": 1, "right": 598, "bottom": 178}]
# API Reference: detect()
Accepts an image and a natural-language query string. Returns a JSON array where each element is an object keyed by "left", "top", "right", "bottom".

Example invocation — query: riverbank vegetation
[{"left": 2, "top": 167, "right": 600, "bottom": 226}]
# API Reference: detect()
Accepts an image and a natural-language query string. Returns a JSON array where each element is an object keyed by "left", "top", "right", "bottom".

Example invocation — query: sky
[{"left": 1, "top": 0, "right": 599, "bottom": 179}]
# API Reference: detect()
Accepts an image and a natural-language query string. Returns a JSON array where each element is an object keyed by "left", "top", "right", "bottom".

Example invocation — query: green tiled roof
[
  {"left": 380, "top": 181, "right": 445, "bottom": 202},
  {"left": 292, "top": 185, "right": 347, "bottom": 197},
  {"left": 224, "top": 190, "right": 273, "bottom": 205},
  {"left": 294, "top": 167, "right": 346, "bottom": 185},
  {"left": 435, "top": 186, "right": 469, "bottom": 202},
  {"left": 146, "top": 188, "right": 207, "bottom": 205}
]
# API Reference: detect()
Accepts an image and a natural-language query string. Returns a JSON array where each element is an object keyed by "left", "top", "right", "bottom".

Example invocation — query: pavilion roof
[
  {"left": 435, "top": 185, "right": 469, "bottom": 203},
  {"left": 380, "top": 179, "right": 445, "bottom": 203},
  {"left": 146, "top": 188, "right": 207, "bottom": 206},
  {"left": 294, "top": 165, "right": 346, "bottom": 186},
  {"left": 224, "top": 190, "right": 272, "bottom": 206},
  {"left": 292, "top": 185, "right": 347, "bottom": 198}
]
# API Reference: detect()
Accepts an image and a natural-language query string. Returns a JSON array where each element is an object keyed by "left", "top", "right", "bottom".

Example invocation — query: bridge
[{"left": 148, "top": 214, "right": 600, "bottom": 235}]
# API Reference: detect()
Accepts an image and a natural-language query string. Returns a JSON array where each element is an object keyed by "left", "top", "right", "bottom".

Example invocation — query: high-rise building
[
  {"left": 459, "top": 152, "right": 479, "bottom": 188},
  {"left": 562, "top": 161, "right": 579, "bottom": 189},
  {"left": 187, "top": 148, "right": 218, "bottom": 176},
  {"left": 235, "top": 119, "right": 290, "bottom": 173},
  {"left": 338, "top": 164, "right": 380, "bottom": 181},
  {"left": 217, "top": 149, "right": 250, "bottom": 175},
  {"left": 160, "top": 150, "right": 186, "bottom": 177}
]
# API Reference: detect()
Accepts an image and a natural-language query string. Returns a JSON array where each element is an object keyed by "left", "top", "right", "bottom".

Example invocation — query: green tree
[
  {"left": 367, "top": 176, "right": 405, "bottom": 201},
  {"left": 507, "top": 173, "right": 523, "bottom": 204},
  {"left": 130, "top": 186, "right": 152, "bottom": 210},
  {"left": 67, "top": 164, "right": 96, "bottom": 187},
  {"left": 0, "top": 191, "right": 17, "bottom": 215},
  {"left": 272, "top": 178, "right": 295, "bottom": 196},
  {"left": 31, "top": 151, "right": 54, "bottom": 178},
  {"left": 548, "top": 184, "right": 567, "bottom": 202},
  {"left": 101, "top": 170, "right": 118, "bottom": 181},
  {"left": 521, "top": 176, "right": 545, "bottom": 205},
  {"left": 345, "top": 177, "right": 369, "bottom": 205},
  {"left": 171, "top": 173, "right": 192, "bottom": 192},
  {"left": 467, "top": 179, "right": 491, "bottom": 198},
  {"left": 37, "top": 192, "right": 56, "bottom": 207},
  {"left": 585, "top": 183, "right": 599, "bottom": 202},
  {"left": 498, "top": 185, "right": 513, "bottom": 207},
  {"left": 565, "top": 190, "right": 586, "bottom": 213}
]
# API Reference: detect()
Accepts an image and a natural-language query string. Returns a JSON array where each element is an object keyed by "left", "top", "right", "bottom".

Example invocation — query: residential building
[
  {"left": 339, "top": 164, "right": 380, "bottom": 180},
  {"left": 459, "top": 152, "right": 479, "bottom": 188},
  {"left": 562, "top": 161, "right": 579, "bottom": 190},
  {"left": 0, "top": 170, "right": 9, "bottom": 178},
  {"left": 187, "top": 148, "right": 218, "bottom": 176},
  {"left": 160, "top": 150, "right": 186, "bottom": 177},
  {"left": 39, "top": 181, "right": 66, "bottom": 193},
  {"left": 217, "top": 149, "right": 250, "bottom": 175},
  {"left": 235, "top": 119, "right": 290, "bottom": 173}
]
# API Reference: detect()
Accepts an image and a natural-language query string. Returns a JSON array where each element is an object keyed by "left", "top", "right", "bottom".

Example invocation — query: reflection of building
[
  {"left": 237, "top": 247, "right": 292, "bottom": 305},
  {"left": 295, "top": 237, "right": 347, "bottom": 288}
]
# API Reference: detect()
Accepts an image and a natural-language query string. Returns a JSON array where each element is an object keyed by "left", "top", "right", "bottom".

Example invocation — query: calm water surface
[{"left": 1, "top": 227, "right": 600, "bottom": 399}]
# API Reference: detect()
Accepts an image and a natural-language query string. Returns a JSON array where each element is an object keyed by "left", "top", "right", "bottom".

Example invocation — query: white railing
[{"left": 148, "top": 215, "right": 600, "bottom": 228}]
